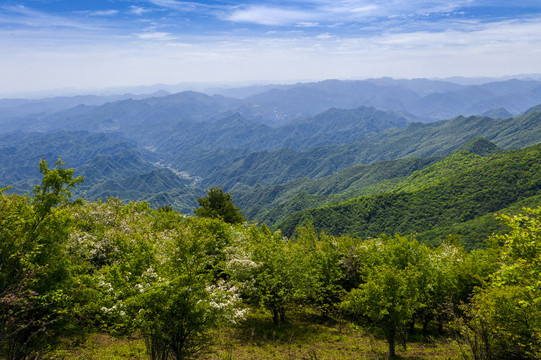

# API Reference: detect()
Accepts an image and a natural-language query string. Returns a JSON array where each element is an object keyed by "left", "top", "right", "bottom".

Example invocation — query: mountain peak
[
  {"left": 480, "top": 107, "right": 513, "bottom": 119},
  {"left": 456, "top": 136, "right": 503, "bottom": 156}
]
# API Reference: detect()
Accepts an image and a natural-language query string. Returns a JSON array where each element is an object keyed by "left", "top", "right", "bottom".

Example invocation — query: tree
[
  {"left": 32, "top": 158, "right": 83, "bottom": 220},
  {"left": 68, "top": 198, "right": 244, "bottom": 359},
  {"left": 295, "top": 225, "right": 347, "bottom": 317},
  {"left": 340, "top": 235, "right": 433, "bottom": 358},
  {"left": 342, "top": 264, "right": 420, "bottom": 358},
  {"left": 194, "top": 187, "right": 245, "bottom": 224},
  {"left": 0, "top": 159, "right": 83, "bottom": 359},
  {"left": 135, "top": 216, "right": 244, "bottom": 359},
  {"left": 226, "top": 225, "right": 316, "bottom": 325},
  {"left": 459, "top": 207, "right": 541, "bottom": 359}
]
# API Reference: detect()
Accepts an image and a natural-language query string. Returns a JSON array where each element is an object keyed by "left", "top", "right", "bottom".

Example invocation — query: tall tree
[
  {"left": 0, "top": 159, "right": 83, "bottom": 360},
  {"left": 194, "top": 187, "right": 245, "bottom": 224}
]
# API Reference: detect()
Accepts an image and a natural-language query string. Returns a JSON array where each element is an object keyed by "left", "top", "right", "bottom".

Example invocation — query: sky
[{"left": 2, "top": 1, "right": 541, "bottom": 95}]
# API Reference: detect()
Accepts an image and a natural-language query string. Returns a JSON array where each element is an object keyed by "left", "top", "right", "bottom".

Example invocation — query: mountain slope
[
  {"left": 236, "top": 137, "right": 503, "bottom": 226},
  {"left": 0, "top": 131, "right": 137, "bottom": 185},
  {"left": 202, "top": 109, "right": 541, "bottom": 190},
  {"left": 83, "top": 168, "right": 203, "bottom": 213},
  {"left": 234, "top": 156, "right": 440, "bottom": 224},
  {"left": 276, "top": 144, "right": 541, "bottom": 247},
  {"left": 156, "top": 106, "right": 411, "bottom": 157}
]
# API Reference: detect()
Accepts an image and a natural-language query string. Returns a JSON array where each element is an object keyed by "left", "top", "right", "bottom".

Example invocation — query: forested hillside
[
  {"left": 277, "top": 143, "right": 541, "bottom": 248},
  {"left": 200, "top": 110, "right": 541, "bottom": 190},
  {"left": 1, "top": 77, "right": 541, "bottom": 359},
  {"left": 1, "top": 160, "right": 540, "bottom": 359}
]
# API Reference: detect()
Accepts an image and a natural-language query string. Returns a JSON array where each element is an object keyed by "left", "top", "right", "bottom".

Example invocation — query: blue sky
[{"left": 1, "top": 1, "right": 541, "bottom": 94}]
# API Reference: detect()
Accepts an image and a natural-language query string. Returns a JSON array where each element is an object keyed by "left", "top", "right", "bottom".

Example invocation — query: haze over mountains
[
  {"left": 3, "top": 77, "right": 541, "bottom": 124},
  {"left": 1, "top": 76, "right": 541, "bottom": 248}
]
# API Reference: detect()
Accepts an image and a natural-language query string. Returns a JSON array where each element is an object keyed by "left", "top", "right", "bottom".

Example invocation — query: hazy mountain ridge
[
  {"left": 2, "top": 77, "right": 540, "bottom": 136},
  {"left": 153, "top": 106, "right": 411, "bottom": 158},
  {"left": 0, "top": 92, "right": 170, "bottom": 120},
  {"left": 233, "top": 78, "right": 541, "bottom": 121}
]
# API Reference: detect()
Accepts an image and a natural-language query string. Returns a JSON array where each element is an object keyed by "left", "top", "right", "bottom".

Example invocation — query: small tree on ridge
[{"left": 194, "top": 187, "right": 245, "bottom": 225}]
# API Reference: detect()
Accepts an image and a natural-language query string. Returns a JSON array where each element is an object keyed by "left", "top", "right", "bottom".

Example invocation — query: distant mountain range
[
  {"left": 1, "top": 77, "right": 540, "bottom": 248},
  {"left": 2, "top": 78, "right": 541, "bottom": 128}
]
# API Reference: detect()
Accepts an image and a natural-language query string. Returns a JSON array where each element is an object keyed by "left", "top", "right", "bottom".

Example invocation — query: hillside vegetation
[
  {"left": 202, "top": 110, "right": 541, "bottom": 190},
  {"left": 2, "top": 75, "right": 541, "bottom": 358},
  {"left": 1, "top": 160, "right": 540, "bottom": 359},
  {"left": 1, "top": 81, "right": 541, "bottom": 217},
  {"left": 277, "top": 142, "right": 541, "bottom": 248}
]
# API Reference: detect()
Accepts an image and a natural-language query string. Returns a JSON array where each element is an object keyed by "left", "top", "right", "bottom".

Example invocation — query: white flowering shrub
[
  {"left": 132, "top": 215, "right": 244, "bottom": 360},
  {"left": 65, "top": 199, "right": 246, "bottom": 357},
  {"left": 225, "top": 224, "right": 319, "bottom": 325}
]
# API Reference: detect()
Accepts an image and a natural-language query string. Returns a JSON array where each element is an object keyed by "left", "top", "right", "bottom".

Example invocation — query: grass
[
  {"left": 48, "top": 308, "right": 461, "bottom": 359},
  {"left": 49, "top": 334, "right": 146, "bottom": 360},
  {"left": 201, "top": 309, "right": 460, "bottom": 360}
]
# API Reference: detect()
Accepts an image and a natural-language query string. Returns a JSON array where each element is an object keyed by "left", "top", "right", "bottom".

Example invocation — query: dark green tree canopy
[{"left": 194, "top": 187, "right": 245, "bottom": 224}]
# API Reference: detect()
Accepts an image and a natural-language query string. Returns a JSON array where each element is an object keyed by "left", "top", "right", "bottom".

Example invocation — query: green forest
[
  {"left": 276, "top": 142, "right": 541, "bottom": 249},
  {"left": 1, "top": 159, "right": 540, "bottom": 359}
]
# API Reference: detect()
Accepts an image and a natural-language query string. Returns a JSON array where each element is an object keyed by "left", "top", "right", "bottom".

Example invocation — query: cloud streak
[
  {"left": 225, "top": 6, "right": 317, "bottom": 26},
  {"left": 0, "top": 5, "right": 97, "bottom": 30}
]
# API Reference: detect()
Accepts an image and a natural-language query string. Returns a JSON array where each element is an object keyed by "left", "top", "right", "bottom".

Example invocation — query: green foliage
[
  {"left": 278, "top": 144, "right": 541, "bottom": 248},
  {"left": 137, "top": 276, "right": 212, "bottom": 360},
  {"left": 295, "top": 226, "right": 348, "bottom": 317},
  {"left": 32, "top": 158, "right": 83, "bottom": 219},
  {"left": 135, "top": 226, "right": 243, "bottom": 360},
  {"left": 342, "top": 265, "right": 420, "bottom": 358},
  {"left": 456, "top": 136, "right": 503, "bottom": 157},
  {"left": 338, "top": 234, "right": 496, "bottom": 358},
  {"left": 340, "top": 235, "right": 432, "bottom": 358},
  {"left": 3, "top": 156, "right": 541, "bottom": 360},
  {"left": 459, "top": 208, "right": 541, "bottom": 359},
  {"left": 66, "top": 196, "right": 245, "bottom": 359},
  {"left": 226, "top": 224, "right": 318, "bottom": 325},
  {"left": 194, "top": 187, "right": 245, "bottom": 224},
  {"left": 0, "top": 159, "right": 83, "bottom": 359}
]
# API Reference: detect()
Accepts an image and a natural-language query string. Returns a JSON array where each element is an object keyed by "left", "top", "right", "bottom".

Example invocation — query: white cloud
[
  {"left": 225, "top": 6, "right": 316, "bottom": 26},
  {"left": 222, "top": 1, "right": 477, "bottom": 27},
  {"left": 295, "top": 21, "right": 320, "bottom": 27},
  {"left": 138, "top": 31, "right": 173, "bottom": 40},
  {"left": 92, "top": 10, "right": 118, "bottom": 16},
  {"left": 130, "top": 6, "right": 152, "bottom": 15},
  {"left": 315, "top": 32, "right": 333, "bottom": 39},
  {"left": 146, "top": 0, "right": 203, "bottom": 12},
  {"left": 0, "top": 5, "right": 97, "bottom": 30}
]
